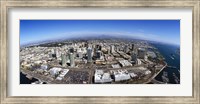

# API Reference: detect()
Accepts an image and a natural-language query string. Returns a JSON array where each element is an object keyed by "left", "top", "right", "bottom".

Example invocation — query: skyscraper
[
  {"left": 131, "top": 52, "right": 137, "bottom": 64},
  {"left": 69, "top": 48, "right": 74, "bottom": 53},
  {"left": 66, "top": 53, "right": 70, "bottom": 63},
  {"left": 96, "top": 50, "right": 102, "bottom": 59},
  {"left": 132, "top": 44, "right": 135, "bottom": 51},
  {"left": 137, "top": 48, "right": 146, "bottom": 59},
  {"left": 111, "top": 45, "right": 115, "bottom": 53},
  {"left": 55, "top": 48, "right": 59, "bottom": 59},
  {"left": 61, "top": 53, "right": 67, "bottom": 67},
  {"left": 77, "top": 48, "right": 83, "bottom": 59},
  {"left": 87, "top": 47, "right": 93, "bottom": 63},
  {"left": 124, "top": 45, "right": 129, "bottom": 53},
  {"left": 107, "top": 48, "right": 110, "bottom": 54},
  {"left": 69, "top": 53, "right": 75, "bottom": 67}
]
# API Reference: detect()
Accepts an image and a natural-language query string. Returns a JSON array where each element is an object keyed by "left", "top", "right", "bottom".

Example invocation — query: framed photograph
[{"left": 0, "top": 0, "right": 199, "bottom": 104}]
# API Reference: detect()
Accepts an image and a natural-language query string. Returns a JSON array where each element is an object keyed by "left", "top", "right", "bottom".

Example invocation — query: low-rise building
[
  {"left": 94, "top": 70, "right": 113, "bottom": 83},
  {"left": 118, "top": 60, "right": 132, "bottom": 67},
  {"left": 41, "top": 64, "right": 48, "bottom": 70},
  {"left": 111, "top": 64, "right": 121, "bottom": 68},
  {"left": 49, "top": 67, "right": 62, "bottom": 76},
  {"left": 111, "top": 70, "right": 131, "bottom": 82},
  {"left": 144, "top": 70, "right": 151, "bottom": 75}
]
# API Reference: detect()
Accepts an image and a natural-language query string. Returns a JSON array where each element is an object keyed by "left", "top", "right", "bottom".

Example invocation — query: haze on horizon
[{"left": 20, "top": 20, "right": 180, "bottom": 46}]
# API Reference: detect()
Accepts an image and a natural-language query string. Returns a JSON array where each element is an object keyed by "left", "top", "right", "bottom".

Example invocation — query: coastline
[{"left": 145, "top": 62, "right": 167, "bottom": 84}]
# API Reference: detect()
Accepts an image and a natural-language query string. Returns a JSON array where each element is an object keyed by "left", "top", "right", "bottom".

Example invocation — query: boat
[
  {"left": 170, "top": 53, "right": 175, "bottom": 60},
  {"left": 170, "top": 56, "right": 175, "bottom": 60},
  {"left": 162, "top": 71, "right": 169, "bottom": 83},
  {"left": 173, "top": 73, "right": 180, "bottom": 84}
]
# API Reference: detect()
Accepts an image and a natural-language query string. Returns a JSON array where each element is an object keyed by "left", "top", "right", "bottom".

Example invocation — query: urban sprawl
[{"left": 20, "top": 39, "right": 168, "bottom": 84}]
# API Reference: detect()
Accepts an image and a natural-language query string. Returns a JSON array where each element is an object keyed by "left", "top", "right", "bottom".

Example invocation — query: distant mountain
[{"left": 20, "top": 34, "right": 147, "bottom": 47}]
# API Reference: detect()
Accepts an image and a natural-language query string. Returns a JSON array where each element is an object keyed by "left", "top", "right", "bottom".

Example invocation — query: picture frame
[{"left": 0, "top": 0, "right": 199, "bottom": 104}]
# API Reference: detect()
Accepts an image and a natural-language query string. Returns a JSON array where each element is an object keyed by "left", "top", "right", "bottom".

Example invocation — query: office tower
[
  {"left": 69, "top": 47, "right": 74, "bottom": 53},
  {"left": 61, "top": 53, "right": 67, "bottom": 67},
  {"left": 77, "top": 48, "right": 83, "bottom": 59},
  {"left": 87, "top": 47, "right": 93, "bottom": 63},
  {"left": 111, "top": 45, "right": 115, "bottom": 53},
  {"left": 132, "top": 44, "right": 135, "bottom": 51},
  {"left": 69, "top": 53, "right": 75, "bottom": 67},
  {"left": 131, "top": 52, "right": 137, "bottom": 64},
  {"left": 96, "top": 45, "right": 102, "bottom": 50},
  {"left": 115, "top": 46, "right": 119, "bottom": 52},
  {"left": 55, "top": 49, "right": 59, "bottom": 59},
  {"left": 49, "top": 52, "right": 52, "bottom": 58},
  {"left": 51, "top": 49, "right": 54, "bottom": 54},
  {"left": 124, "top": 45, "right": 129, "bottom": 53},
  {"left": 93, "top": 46, "right": 97, "bottom": 57},
  {"left": 137, "top": 48, "right": 146, "bottom": 59},
  {"left": 96, "top": 50, "right": 102, "bottom": 59},
  {"left": 77, "top": 52, "right": 83, "bottom": 59},
  {"left": 107, "top": 48, "right": 110, "bottom": 54},
  {"left": 66, "top": 53, "right": 70, "bottom": 63}
]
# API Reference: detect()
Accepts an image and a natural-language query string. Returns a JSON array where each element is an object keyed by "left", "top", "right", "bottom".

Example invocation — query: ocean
[
  {"left": 152, "top": 43, "right": 180, "bottom": 84},
  {"left": 20, "top": 72, "right": 39, "bottom": 84}
]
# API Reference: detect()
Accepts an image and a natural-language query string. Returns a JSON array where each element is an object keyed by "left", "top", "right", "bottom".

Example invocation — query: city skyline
[{"left": 20, "top": 20, "right": 180, "bottom": 46}]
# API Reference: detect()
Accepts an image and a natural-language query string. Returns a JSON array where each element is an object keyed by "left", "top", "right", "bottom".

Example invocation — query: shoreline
[{"left": 144, "top": 62, "right": 167, "bottom": 84}]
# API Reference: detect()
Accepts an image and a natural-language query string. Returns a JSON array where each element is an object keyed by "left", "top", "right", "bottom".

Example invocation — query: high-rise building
[
  {"left": 93, "top": 46, "right": 97, "bottom": 57},
  {"left": 116, "top": 46, "right": 119, "bottom": 52},
  {"left": 48, "top": 51, "right": 53, "bottom": 58},
  {"left": 96, "top": 45, "right": 102, "bottom": 50},
  {"left": 61, "top": 53, "right": 67, "bottom": 67},
  {"left": 111, "top": 45, "right": 115, "bottom": 53},
  {"left": 51, "top": 49, "right": 54, "bottom": 54},
  {"left": 96, "top": 50, "right": 102, "bottom": 59},
  {"left": 66, "top": 53, "right": 70, "bottom": 63},
  {"left": 131, "top": 52, "right": 137, "bottom": 64},
  {"left": 107, "top": 48, "right": 110, "bottom": 54},
  {"left": 87, "top": 47, "right": 93, "bottom": 63},
  {"left": 124, "top": 45, "right": 129, "bottom": 53},
  {"left": 78, "top": 52, "right": 83, "bottom": 59},
  {"left": 77, "top": 48, "right": 83, "bottom": 59},
  {"left": 69, "top": 47, "right": 74, "bottom": 53},
  {"left": 132, "top": 44, "right": 135, "bottom": 51},
  {"left": 69, "top": 53, "right": 75, "bottom": 67},
  {"left": 137, "top": 48, "right": 146, "bottom": 59},
  {"left": 55, "top": 49, "right": 59, "bottom": 59}
]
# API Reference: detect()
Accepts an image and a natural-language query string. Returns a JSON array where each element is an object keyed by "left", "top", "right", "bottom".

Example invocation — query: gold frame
[{"left": 0, "top": 0, "right": 199, "bottom": 104}]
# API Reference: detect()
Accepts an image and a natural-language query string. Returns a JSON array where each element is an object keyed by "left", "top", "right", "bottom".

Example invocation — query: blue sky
[{"left": 20, "top": 20, "right": 180, "bottom": 45}]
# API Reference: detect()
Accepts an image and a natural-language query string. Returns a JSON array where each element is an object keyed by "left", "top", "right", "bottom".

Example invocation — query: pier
[{"left": 145, "top": 62, "right": 167, "bottom": 84}]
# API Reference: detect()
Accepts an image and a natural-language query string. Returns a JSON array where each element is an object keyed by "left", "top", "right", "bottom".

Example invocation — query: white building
[
  {"left": 129, "top": 72, "right": 137, "bottom": 78},
  {"left": 56, "top": 69, "right": 69, "bottom": 80},
  {"left": 49, "top": 67, "right": 62, "bottom": 76},
  {"left": 118, "top": 60, "right": 132, "bottom": 67},
  {"left": 40, "top": 64, "right": 48, "bottom": 70},
  {"left": 94, "top": 70, "right": 113, "bottom": 83},
  {"left": 111, "top": 64, "right": 121, "bottom": 68},
  {"left": 110, "top": 45, "right": 115, "bottom": 53},
  {"left": 144, "top": 70, "right": 151, "bottom": 75},
  {"left": 112, "top": 70, "right": 131, "bottom": 82}
]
